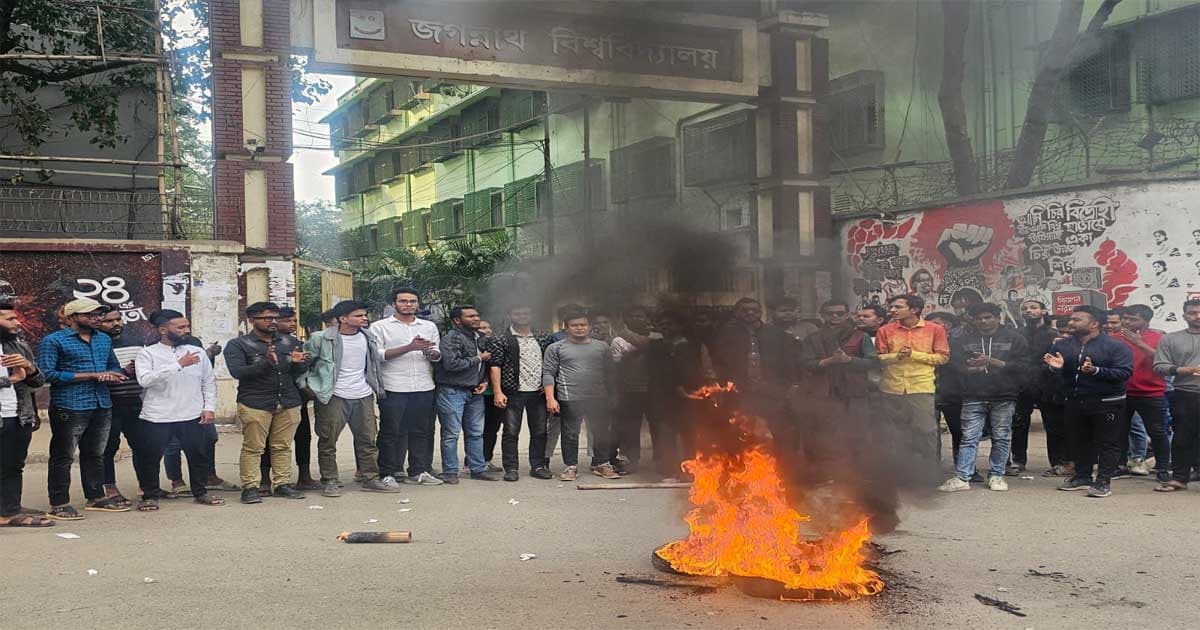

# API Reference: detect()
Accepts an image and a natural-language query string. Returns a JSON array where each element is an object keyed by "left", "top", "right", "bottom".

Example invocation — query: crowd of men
[{"left": 3, "top": 286, "right": 1200, "bottom": 527}]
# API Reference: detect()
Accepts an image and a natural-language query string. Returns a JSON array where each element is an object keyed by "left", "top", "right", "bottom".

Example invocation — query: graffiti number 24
[{"left": 75, "top": 277, "right": 131, "bottom": 305}]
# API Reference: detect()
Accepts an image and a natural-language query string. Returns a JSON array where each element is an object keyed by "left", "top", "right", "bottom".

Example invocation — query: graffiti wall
[
  {"left": 840, "top": 181, "right": 1200, "bottom": 330},
  {"left": 0, "top": 251, "right": 163, "bottom": 346}
]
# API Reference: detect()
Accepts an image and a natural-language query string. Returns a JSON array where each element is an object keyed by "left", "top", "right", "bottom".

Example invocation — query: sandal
[
  {"left": 4, "top": 513, "right": 55, "bottom": 527},
  {"left": 84, "top": 497, "right": 132, "bottom": 512},
  {"left": 136, "top": 498, "right": 160, "bottom": 512},
  {"left": 1154, "top": 480, "right": 1187, "bottom": 492},
  {"left": 107, "top": 494, "right": 133, "bottom": 509},
  {"left": 193, "top": 494, "right": 225, "bottom": 506},
  {"left": 47, "top": 505, "right": 84, "bottom": 521}
]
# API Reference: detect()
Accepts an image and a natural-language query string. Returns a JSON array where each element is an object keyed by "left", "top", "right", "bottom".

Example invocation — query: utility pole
[
  {"left": 153, "top": 4, "right": 169, "bottom": 240},
  {"left": 542, "top": 111, "right": 555, "bottom": 257},
  {"left": 582, "top": 98, "right": 592, "bottom": 255}
]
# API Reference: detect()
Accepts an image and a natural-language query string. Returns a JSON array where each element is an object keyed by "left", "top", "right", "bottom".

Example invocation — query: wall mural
[
  {"left": 840, "top": 182, "right": 1200, "bottom": 331},
  {"left": 0, "top": 251, "right": 163, "bottom": 346}
]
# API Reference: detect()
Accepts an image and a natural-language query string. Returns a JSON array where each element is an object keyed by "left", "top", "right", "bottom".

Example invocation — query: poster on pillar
[
  {"left": 0, "top": 251, "right": 163, "bottom": 345},
  {"left": 839, "top": 181, "right": 1198, "bottom": 331}
]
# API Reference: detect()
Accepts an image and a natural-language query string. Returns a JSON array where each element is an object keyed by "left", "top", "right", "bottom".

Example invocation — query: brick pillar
[
  {"left": 757, "top": 11, "right": 830, "bottom": 312},
  {"left": 210, "top": 0, "right": 295, "bottom": 255}
]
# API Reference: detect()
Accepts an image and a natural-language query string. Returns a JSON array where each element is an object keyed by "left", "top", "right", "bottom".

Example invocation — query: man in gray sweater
[
  {"left": 543, "top": 308, "right": 617, "bottom": 481},
  {"left": 1153, "top": 298, "right": 1200, "bottom": 491}
]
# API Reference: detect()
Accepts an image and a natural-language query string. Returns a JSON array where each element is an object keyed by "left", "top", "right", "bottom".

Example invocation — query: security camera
[{"left": 245, "top": 139, "right": 266, "bottom": 158}]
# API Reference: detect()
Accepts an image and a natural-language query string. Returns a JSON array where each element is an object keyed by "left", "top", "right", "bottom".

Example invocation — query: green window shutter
[
  {"left": 403, "top": 211, "right": 423, "bottom": 247},
  {"left": 465, "top": 187, "right": 503, "bottom": 233},
  {"left": 377, "top": 217, "right": 399, "bottom": 250},
  {"left": 503, "top": 175, "right": 540, "bottom": 226},
  {"left": 430, "top": 200, "right": 453, "bottom": 239}
]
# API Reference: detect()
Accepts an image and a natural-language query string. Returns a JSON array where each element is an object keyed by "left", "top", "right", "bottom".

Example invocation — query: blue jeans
[
  {"left": 1129, "top": 412, "right": 1149, "bottom": 460},
  {"left": 436, "top": 387, "right": 485, "bottom": 475},
  {"left": 955, "top": 400, "right": 1015, "bottom": 480}
]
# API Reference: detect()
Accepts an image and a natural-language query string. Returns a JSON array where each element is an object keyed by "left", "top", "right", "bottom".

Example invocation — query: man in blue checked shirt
[{"left": 36, "top": 297, "right": 130, "bottom": 521}]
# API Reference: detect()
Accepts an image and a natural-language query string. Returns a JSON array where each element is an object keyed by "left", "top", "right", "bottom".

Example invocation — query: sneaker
[
  {"left": 1128, "top": 458, "right": 1150, "bottom": 476},
  {"left": 1112, "top": 466, "right": 1132, "bottom": 480},
  {"left": 1058, "top": 478, "right": 1091, "bottom": 491},
  {"left": 531, "top": 467, "right": 553, "bottom": 480},
  {"left": 1004, "top": 463, "right": 1026, "bottom": 477},
  {"left": 321, "top": 481, "right": 342, "bottom": 497},
  {"left": 470, "top": 471, "right": 501, "bottom": 481},
  {"left": 272, "top": 485, "right": 306, "bottom": 500},
  {"left": 969, "top": 472, "right": 985, "bottom": 483},
  {"left": 503, "top": 470, "right": 519, "bottom": 482},
  {"left": 560, "top": 465, "right": 578, "bottom": 481},
  {"left": 1043, "top": 465, "right": 1070, "bottom": 477},
  {"left": 485, "top": 462, "right": 504, "bottom": 473},
  {"left": 592, "top": 463, "right": 621, "bottom": 479},
  {"left": 363, "top": 477, "right": 402, "bottom": 493},
  {"left": 1156, "top": 470, "right": 1172, "bottom": 484},
  {"left": 438, "top": 473, "right": 460, "bottom": 485},
  {"left": 415, "top": 472, "right": 444, "bottom": 486},
  {"left": 240, "top": 488, "right": 263, "bottom": 504},
  {"left": 1086, "top": 483, "right": 1112, "bottom": 498},
  {"left": 937, "top": 477, "right": 971, "bottom": 493},
  {"left": 986, "top": 476, "right": 1009, "bottom": 492}
]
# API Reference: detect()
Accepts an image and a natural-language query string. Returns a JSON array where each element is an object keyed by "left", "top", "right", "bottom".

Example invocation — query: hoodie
[{"left": 950, "top": 326, "right": 1030, "bottom": 401}]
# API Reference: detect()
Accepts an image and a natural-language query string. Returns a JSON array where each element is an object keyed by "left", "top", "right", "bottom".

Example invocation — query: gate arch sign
[{"left": 292, "top": 0, "right": 760, "bottom": 100}]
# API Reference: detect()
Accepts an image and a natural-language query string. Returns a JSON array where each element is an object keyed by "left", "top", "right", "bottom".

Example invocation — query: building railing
[
  {"left": 0, "top": 187, "right": 235, "bottom": 240},
  {"left": 830, "top": 116, "right": 1200, "bottom": 215}
]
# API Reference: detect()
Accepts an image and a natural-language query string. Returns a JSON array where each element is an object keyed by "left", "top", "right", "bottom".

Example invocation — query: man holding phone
[{"left": 370, "top": 288, "right": 443, "bottom": 486}]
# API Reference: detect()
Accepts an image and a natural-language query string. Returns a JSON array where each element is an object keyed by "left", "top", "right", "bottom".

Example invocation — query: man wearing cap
[{"left": 37, "top": 297, "right": 129, "bottom": 520}]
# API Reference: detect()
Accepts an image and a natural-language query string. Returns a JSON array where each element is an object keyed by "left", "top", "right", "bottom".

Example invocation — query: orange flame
[{"left": 656, "top": 447, "right": 884, "bottom": 600}]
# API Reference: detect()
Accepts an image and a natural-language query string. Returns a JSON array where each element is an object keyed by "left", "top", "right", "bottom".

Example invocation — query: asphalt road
[{"left": 3, "top": 423, "right": 1197, "bottom": 629}]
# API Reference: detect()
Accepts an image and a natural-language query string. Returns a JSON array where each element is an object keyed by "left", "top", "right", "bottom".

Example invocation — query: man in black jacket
[
  {"left": 1010, "top": 300, "right": 1060, "bottom": 475},
  {"left": 1044, "top": 305, "right": 1133, "bottom": 498},
  {"left": 488, "top": 304, "right": 554, "bottom": 481},
  {"left": 709, "top": 298, "right": 799, "bottom": 455},
  {"left": 0, "top": 301, "right": 52, "bottom": 527},
  {"left": 435, "top": 305, "right": 499, "bottom": 483},
  {"left": 938, "top": 303, "right": 1030, "bottom": 493},
  {"left": 224, "top": 301, "right": 310, "bottom": 504}
]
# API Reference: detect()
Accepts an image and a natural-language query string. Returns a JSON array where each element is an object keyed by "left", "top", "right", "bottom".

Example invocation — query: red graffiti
[
  {"left": 908, "top": 200, "right": 1014, "bottom": 276},
  {"left": 845, "top": 217, "right": 916, "bottom": 270},
  {"left": 1093, "top": 239, "right": 1138, "bottom": 307}
]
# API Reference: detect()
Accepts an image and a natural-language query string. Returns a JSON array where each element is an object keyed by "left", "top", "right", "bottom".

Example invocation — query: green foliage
[
  {"left": 295, "top": 199, "right": 344, "bottom": 265},
  {"left": 356, "top": 234, "right": 516, "bottom": 327}
]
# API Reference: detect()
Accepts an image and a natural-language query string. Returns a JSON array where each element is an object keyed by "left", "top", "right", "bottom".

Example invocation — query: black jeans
[
  {"left": 104, "top": 398, "right": 143, "bottom": 487},
  {"left": 1040, "top": 399, "right": 1069, "bottom": 467},
  {"left": 1065, "top": 398, "right": 1124, "bottom": 485},
  {"left": 647, "top": 396, "right": 683, "bottom": 478},
  {"left": 1, "top": 417, "right": 33, "bottom": 517},
  {"left": 48, "top": 407, "right": 111, "bottom": 506},
  {"left": 377, "top": 390, "right": 436, "bottom": 478},
  {"left": 1010, "top": 393, "right": 1037, "bottom": 466},
  {"left": 483, "top": 395, "right": 504, "bottom": 463},
  {"left": 1170, "top": 390, "right": 1200, "bottom": 483},
  {"left": 1122, "top": 396, "right": 1171, "bottom": 472},
  {"left": 614, "top": 391, "right": 649, "bottom": 467},
  {"left": 938, "top": 401, "right": 963, "bottom": 461},
  {"left": 501, "top": 391, "right": 549, "bottom": 472},
  {"left": 261, "top": 402, "right": 315, "bottom": 480},
  {"left": 135, "top": 420, "right": 210, "bottom": 499},
  {"left": 164, "top": 423, "right": 217, "bottom": 482},
  {"left": 559, "top": 398, "right": 612, "bottom": 468}
]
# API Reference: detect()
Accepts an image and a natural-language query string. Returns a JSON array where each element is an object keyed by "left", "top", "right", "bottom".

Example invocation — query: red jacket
[{"left": 1121, "top": 329, "right": 1166, "bottom": 397}]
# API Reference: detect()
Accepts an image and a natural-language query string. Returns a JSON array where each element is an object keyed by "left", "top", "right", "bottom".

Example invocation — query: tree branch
[
  {"left": 1004, "top": 0, "right": 1085, "bottom": 190},
  {"left": 0, "top": 0, "right": 16, "bottom": 55},
  {"left": 939, "top": 0, "right": 978, "bottom": 196},
  {"left": 1086, "top": 0, "right": 1123, "bottom": 33},
  {"left": 0, "top": 59, "right": 143, "bottom": 82}
]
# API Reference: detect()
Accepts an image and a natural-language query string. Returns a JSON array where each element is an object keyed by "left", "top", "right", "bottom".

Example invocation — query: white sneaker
[
  {"left": 1128, "top": 458, "right": 1151, "bottom": 476},
  {"left": 987, "top": 476, "right": 1009, "bottom": 492},
  {"left": 416, "top": 472, "right": 444, "bottom": 486},
  {"left": 938, "top": 477, "right": 971, "bottom": 492}
]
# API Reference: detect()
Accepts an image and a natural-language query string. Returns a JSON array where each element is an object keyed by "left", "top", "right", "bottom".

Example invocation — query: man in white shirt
[
  {"left": 370, "top": 287, "right": 443, "bottom": 486},
  {"left": 132, "top": 310, "right": 224, "bottom": 511}
]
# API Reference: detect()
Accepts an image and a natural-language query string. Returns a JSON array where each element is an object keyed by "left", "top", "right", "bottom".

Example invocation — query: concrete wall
[{"left": 838, "top": 177, "right": 1200, "bottom": 330}]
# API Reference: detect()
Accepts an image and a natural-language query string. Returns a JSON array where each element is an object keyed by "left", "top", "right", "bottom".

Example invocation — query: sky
[{"left": 291, "top": 73, "right": 358, "bottom": 203}]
